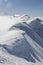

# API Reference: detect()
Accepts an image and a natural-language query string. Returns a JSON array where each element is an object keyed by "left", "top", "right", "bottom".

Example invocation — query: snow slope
[
  {"left": 0, "top": 15, "right": 43, "bottom": 65},
  {"left": 0, "top": 46, "right": 34, "bottom": 65},
  {"left": 29, "top": 18, "right": 43, "bottom": 38}
]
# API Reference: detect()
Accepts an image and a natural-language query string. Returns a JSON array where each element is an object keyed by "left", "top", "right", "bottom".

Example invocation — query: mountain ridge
[{"left": 0, "top": 16, "right": 43, "bottom": 65}]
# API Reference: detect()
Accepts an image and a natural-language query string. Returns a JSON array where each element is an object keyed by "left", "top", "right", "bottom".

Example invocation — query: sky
[{"left": 0, "top": 0, "right": 43, "bottom": 17}]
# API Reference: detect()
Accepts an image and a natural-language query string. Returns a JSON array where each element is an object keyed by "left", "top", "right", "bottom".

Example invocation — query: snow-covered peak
[
  {"left": 19, "top": 14, "right": 30, "bottom": 22},
  {"left": 0, "top": 15, "right": 43, "bottom": 65},
  {"left": 13, "top": 14, "right": 20, "bottom": 17}
]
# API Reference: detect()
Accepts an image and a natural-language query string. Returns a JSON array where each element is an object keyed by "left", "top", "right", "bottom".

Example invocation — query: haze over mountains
[{"left": 0, "top": 14, "right": 43, "bottom": 65}]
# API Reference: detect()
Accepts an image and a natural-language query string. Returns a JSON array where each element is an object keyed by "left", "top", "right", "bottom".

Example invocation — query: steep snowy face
[
  {"left": 1, "top": 18, "right": 43, "bottom": 63},
  {"left": 29, "top": 18, "right": 43, "bottom": 38},
  {"left": 0, "top": 16, "right": 43, "bottom": 64},
  {"left": 9, "top": 19, "right": 43, "bottom": 47},
  {"left": 0, "top": 46, "right": 34, "bottom": 65}
]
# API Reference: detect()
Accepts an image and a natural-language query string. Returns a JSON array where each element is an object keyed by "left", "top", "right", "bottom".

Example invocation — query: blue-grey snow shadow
[
  {"left": 9, "top": 19, "right": 43, "bottom": 48},
  {"left": 3, "top": 38, "right": 41, "bottom": 63},
  {"left": 2, "top": 18, "right": 43, "bottom": 63},
  {"left": 28, "top": 18, "right": 43, "bottom": 38}
]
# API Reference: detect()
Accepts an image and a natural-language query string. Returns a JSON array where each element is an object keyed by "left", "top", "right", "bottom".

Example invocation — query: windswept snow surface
[{"left": 0, "top": 15, "right": 43, "bottom": 65}]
